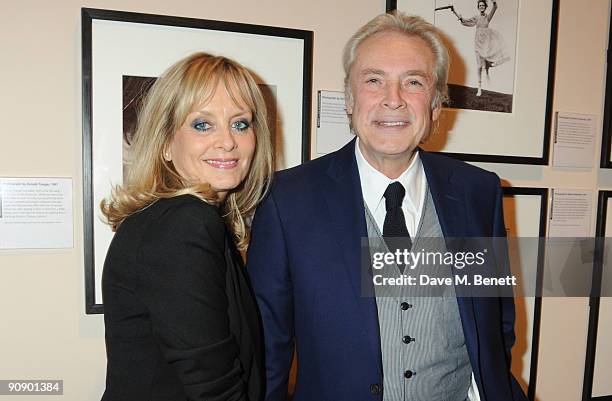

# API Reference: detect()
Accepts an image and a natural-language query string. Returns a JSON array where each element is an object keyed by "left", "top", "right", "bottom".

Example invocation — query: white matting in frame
[
  {"left": 583, "top": 191, "right": 612, "bottom": 400},
  {"left": 394, "top": 0, "right": 557, "bottom": 164},
  {"left": 82, "top": 8, "right": 313, "bottom": 313},
  {"left": 502, "top": 187, "right": 548, "bottom": 401}
]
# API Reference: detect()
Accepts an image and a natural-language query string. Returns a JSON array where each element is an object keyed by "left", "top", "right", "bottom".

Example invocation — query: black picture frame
[
  {"left": 582, "top": 191, "right": 612, "bottom": 401},
  {"left": 599, "top": 9, "right": 612, "bottom": 168},
  {"left": 386, "top": 0, "right": 398, "bottom": 13},
  {"left": 502, "top": 186, "right": 548, "bottom": 401},
  {"left": 82, "top": 7, "right": 313, "bottom": 314},
  {"left": 386, "top": 1, "right": 559, "bottom": 165}
]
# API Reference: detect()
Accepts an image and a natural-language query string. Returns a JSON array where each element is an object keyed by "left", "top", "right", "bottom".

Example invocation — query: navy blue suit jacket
[{"left": 247, "top": 139, "right": 527, "bottom": 401}]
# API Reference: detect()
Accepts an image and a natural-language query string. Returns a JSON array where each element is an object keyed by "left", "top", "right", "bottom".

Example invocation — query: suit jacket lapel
[
  {"left": 420, "top": 149, "right": 466, "bottom": 240},
  {"left": 320, "top": 139, "right": 382, "bottom": 374}
]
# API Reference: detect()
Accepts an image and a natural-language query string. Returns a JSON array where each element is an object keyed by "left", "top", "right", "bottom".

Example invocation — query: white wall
[{"left": 0, "top": 0, "right": 609, "bottom": 400}]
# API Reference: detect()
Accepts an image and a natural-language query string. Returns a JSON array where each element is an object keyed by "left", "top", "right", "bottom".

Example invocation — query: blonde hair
[
  {"left": 342, "top": 11, "right": 450, "bottom": 110},
  {"left": 101, "top": 52, "right": 273, "bottom": 250}
]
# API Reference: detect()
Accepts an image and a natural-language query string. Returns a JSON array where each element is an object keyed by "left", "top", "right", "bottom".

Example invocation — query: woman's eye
[
  {"left": 232, "top": 119, "right": 251, "bottom": 132},
  {"left": 192, "top": 120, "right": 212, "bottom": 132}
]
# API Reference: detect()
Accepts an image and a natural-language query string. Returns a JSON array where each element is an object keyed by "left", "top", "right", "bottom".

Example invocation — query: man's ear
[
  {"left": 345, "top": 94, "right": 353, "bottom": 115},
  {"left": 344, "top": 85, "right": 353, "bottom": 115},
  {"left": 432, "top": 105, "right": 441, "bottom": 122}
]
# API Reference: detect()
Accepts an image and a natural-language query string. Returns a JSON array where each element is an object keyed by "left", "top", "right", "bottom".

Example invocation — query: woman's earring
[{"left": 164, "top": 152, "right": 171, "bottom": 161}]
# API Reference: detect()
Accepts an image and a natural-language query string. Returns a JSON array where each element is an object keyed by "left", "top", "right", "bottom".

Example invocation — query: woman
[
  {"left": 456, "top": 0, "right": 509, "bottom": 96},
  {"left": 100, "top": 52, "right": 273, "bottom": 401}
]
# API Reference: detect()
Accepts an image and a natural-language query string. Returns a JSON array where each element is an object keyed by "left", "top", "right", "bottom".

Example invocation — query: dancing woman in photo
[{"left": 455, "top": 0, "right": 509, "bottom": 96}]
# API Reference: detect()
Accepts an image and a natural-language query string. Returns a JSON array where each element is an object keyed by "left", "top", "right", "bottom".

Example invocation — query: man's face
[{"left": 347, "top": 31, "right": 440, "bottom": 175}]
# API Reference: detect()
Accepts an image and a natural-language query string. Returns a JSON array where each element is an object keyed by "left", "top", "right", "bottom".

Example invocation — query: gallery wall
[
  {"left": 0, "top": 0, "right": 610, "bottom": 400},
  {"left": 474, "top": 2, "right": 611, "bottom": 399}
]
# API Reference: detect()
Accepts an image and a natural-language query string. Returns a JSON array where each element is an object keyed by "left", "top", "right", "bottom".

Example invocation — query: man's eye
[
  {"left": 403, "top": 78, "right": 431, "bottom": 93},
  {"left": 232, "top": 119, "right": 251, "bottom": 132},
  {"left": 366, "top": 78, "right": 381, "bottom": 84},
  {"left": 192, "top": 120, "right": 212, "bottom": 131}
]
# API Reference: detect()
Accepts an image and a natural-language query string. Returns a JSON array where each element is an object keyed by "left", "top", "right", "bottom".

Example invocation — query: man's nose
[{"left": 383, "top": 81, "right": 406, "bottom": 110}]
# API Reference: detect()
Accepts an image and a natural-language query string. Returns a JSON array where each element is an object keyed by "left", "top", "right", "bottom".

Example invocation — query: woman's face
[
  {"left": 167, "top": 82, "right": 256, "bottom": 200},
  {"left": 478, "top": 1, "right": 487, "bottom": 12}
]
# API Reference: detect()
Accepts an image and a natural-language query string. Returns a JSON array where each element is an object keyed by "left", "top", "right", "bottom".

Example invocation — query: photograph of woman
[
  {"left": 432, "top": 0, "right": 518, "bottom": 112},
  {"left": 455, "top": 0, "right": 510, "bottom": 96},
  {"left": 99, "top": 52, "right": 273, "bottom": 401}
]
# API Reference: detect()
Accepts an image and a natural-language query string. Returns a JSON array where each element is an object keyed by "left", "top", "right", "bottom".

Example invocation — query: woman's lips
[{"left": 205, "top": 159, "right": 239, "bottom": 169}]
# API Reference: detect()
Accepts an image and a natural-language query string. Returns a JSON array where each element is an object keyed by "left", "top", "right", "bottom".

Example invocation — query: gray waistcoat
[{"left": 366, "top": 187, "right": 472, "bottom": 401}]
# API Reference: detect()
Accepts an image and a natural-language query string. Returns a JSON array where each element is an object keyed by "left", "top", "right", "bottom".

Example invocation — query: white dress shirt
[{"left": 355, "top": 138, "right": 426, "bottom": 236}]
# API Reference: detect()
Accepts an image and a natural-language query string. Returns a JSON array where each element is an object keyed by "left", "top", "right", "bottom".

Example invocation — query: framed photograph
[
  {"left": 582, "top": 191, "right": 612, "bottom": 401},
  {"left": 599, "top": 16, "right": 612, "bottom": 168},
  {"left": 82, "top": 8, "right": 313, "bottom": 313},
  {"left": 386, "top": 1, "right": 559, "bottom": 164},
  {"left": 502, "top": 186, "right": 548, "bottom": 401}
]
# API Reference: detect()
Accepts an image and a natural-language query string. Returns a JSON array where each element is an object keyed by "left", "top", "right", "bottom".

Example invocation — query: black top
[{"left": 101, "top": 195, "right": 263, "bottom": 401}]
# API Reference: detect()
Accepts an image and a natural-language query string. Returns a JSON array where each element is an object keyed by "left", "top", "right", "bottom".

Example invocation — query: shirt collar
[{"left": 355, "top": 138, "right": 424, "bottom": 216}]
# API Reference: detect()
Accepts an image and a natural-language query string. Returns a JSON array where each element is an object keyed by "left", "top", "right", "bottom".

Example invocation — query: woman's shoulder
[
  {"left": 152, "top": 194, "right": 219, "bottom": 215},
  {"left": 125, "top": 195, "right": 225, "bottom": 238}
]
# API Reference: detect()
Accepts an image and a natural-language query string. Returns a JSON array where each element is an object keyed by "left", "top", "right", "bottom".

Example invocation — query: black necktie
[{"left": 383, "top": 182, "right": 412, "bottom": 258}]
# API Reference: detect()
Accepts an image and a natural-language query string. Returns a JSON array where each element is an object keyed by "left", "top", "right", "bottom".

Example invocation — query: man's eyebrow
[
  {"left": 359, "top": 68, "right": 386, "bottom": 76},
  {"left": 401, "top": 70, "right": 431, "bottom": 77},
  {"left": 358, "top": 68, "right": 432, "bottom": 78}
]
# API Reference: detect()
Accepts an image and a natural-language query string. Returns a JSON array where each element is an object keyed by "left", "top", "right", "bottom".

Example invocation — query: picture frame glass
[
  {"left": 502, "top": 188, "right": 547, "bottom": 399},
  {"left": 84, "top": 11, "right": 312, "bottom": 311}
]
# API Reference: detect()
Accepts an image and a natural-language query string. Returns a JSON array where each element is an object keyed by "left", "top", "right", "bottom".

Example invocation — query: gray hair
[{"left": 342, "top": 11, "right": 449, "bottom": 109}]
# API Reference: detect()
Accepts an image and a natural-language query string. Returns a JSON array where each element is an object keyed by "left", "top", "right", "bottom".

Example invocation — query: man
[{"left": 247, "top": 11, "right": 527, "bottom": 401}]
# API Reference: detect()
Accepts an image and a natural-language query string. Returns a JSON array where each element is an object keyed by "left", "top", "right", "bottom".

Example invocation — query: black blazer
[{"left": 101, "top": 195, "right": 263, "bottom": 401}]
